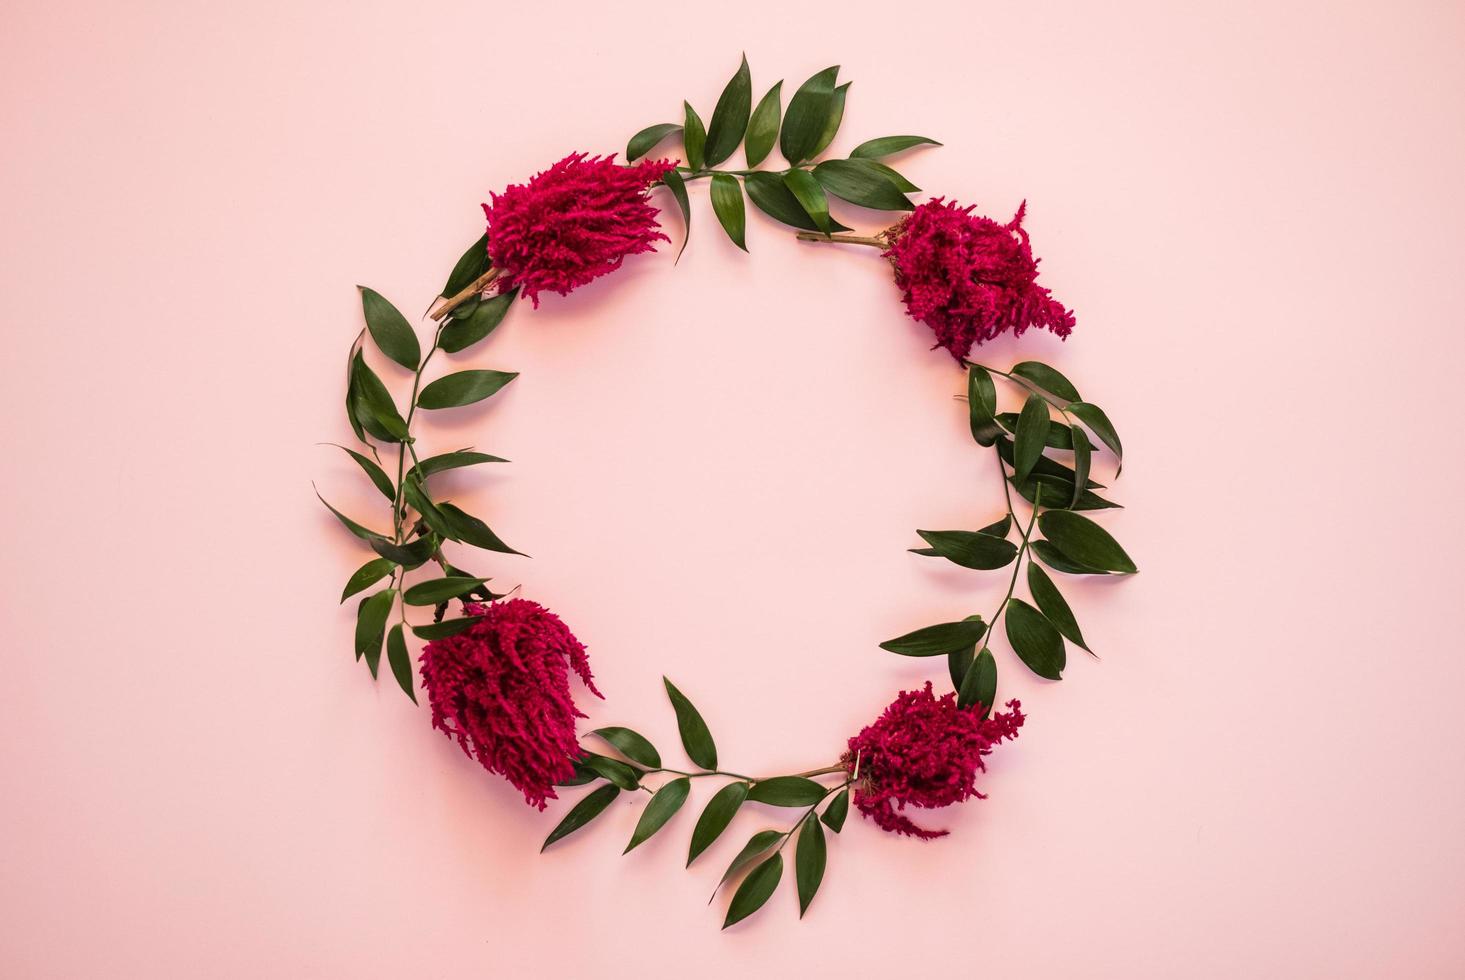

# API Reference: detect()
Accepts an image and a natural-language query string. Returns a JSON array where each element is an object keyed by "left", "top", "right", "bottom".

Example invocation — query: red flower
[
  {"left": 884, "top": 199, "right": 1074, "bottom": 361},
  {"left": 419, "top": 598, "right": 601, "bottom": 809},
  {"left": 483, "top": 153, "right": 675, "bottom": 307},
  {"left": 843, "top": 682, "right": 1024, "bottom": 839}
]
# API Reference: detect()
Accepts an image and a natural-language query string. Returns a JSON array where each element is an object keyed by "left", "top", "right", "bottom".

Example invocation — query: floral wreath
[{"left": 318, "top": 57, "right": 1135, "bottom": 929}]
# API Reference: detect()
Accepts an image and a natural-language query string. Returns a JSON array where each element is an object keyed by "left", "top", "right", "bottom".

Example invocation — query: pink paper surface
[{"left": 3, "top": 1, "right": 1463, "bottom": 976}]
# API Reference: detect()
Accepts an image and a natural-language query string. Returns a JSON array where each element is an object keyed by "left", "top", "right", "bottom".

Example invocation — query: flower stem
[
  {"left": 430, "top": 267, "right": 501, "bottom": 322},
  {"left": 794, "top": 232, "right": 886, "bottom": 248}
]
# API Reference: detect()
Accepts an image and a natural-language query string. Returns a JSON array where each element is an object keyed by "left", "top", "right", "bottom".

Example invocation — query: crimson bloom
[
  {"left": 883, "top": 199, "right": 1074, "bottom": 361},
  {"left": 843, "top": 682, "right": 1024, "bottom": 839},
  {"left": 419, "top": 598, "right": 601, "bottom": 809},
  {"left": 483, "top": 152, "right": 675, "bottom": 307}
]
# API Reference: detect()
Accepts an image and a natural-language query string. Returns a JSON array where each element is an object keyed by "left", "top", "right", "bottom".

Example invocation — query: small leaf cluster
[
  {"left": 542, "top": 678, "right": 851, "bottom": 927},
  {"left": 883, "top": 361, "right": 1135, "bottom": 702},
  {"left": 626, "top": 56, "right": 939, "bottom": 253},
  {"left": 320, "top": 273, "right": 524, "bottom": 700}
]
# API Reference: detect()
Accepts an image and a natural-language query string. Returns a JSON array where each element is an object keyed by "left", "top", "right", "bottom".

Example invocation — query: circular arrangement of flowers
[{"left": 318, "top": 56, "right": 1135, "bottom": 929}]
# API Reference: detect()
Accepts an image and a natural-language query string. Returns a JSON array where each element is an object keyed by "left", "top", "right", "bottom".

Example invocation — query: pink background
[{"left": 3, "top": 1, "right": 1464, "bottom": 976}]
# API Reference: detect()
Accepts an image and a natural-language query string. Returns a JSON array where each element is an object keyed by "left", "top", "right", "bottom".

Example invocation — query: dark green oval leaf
[
  {"left": 811, "top": 158, "right": 914, "bottom": 211},
  {"left": 795, "top": 816, "right": 827, "bottom": 917},
  {"left": 370, "top": 535, "right": 435, "bottom": 569},
  {"left": 355, "top": 588, "right": 396, "bottom": 668},
  {"left": 625, "top": 777, "right": 690, "bottom": 853},
  {"left": 330, "top": 445, "right": 394, "bottom": 501},
  {"left": 704, "top": 55, "right": 752, "bottom": 166},
  {"left": 1011, "top": 361, "right": 1081, "bottom": 402},
  {"left": 442, "top": 234, "right": 490, "bottom": 297},
  {"left": 914, "top": 529, "right": 1019, "bottom": 570},
  {"left": 1070, "top": 427, "right": 1092, "bottom": 508},
  {"left": 709, "top": 174, "right": 747, "bottom": 251},
  {"left": 542, "top": 784, "right": 620, "bottom": 851},
  {"left": 410, "top": 616, "right": 484, "bottom": 640},
  {"left": 417, "top": 369, "right": 518, "bottom": 410},
  {"left": 341, "top": 557, "right": 395, "bottom": 603},
  {"left": 664, "top": 677, "right": 717, "bottom": 769},
  {"left": 968, "top": 365, "right": 1001, "bottom": 445},
  {"left": 436, "top": 502, "right": 524, "bottom": 556},
  {"left": 1012, "top": 393, "right": 1051, "bottom": 486},
  {"left": 958, "top": 647, "right": 998, "bottom": 714},
  {"left": 1068, "top": 401, "right": 1124, "bottom": 472},
  {"left": 748, "top": 777, "right": 825, "bottom": 807},
  {"left": 1006, "top": 598, "right": 1066, "bottom": 680},
  {"left": 744, "top": 81, "right": 782, "bottom": 166},
  {"left": 880, "top": 619, "right": 988, "bottom": 657},
  {"left": 1027, "top": 562, "right": 1090, "bottom": 653},
  {"left": 409, "top": 449, "right": 508, "bottom": 479},
  {"left": 820, "top": 787, "right": 849, "bottom": 833},
  {"left": 781, "top": 169, "right": 831, "bottom": 233},
  {"left": 997, "top": 412, "right": 1077, "bottom": 449},
  {"left": 556, "top": 760, "right": 600, "bottom": 787},
  {"left": 724, "top": 853, "right": 783, "bottom": 929},
  {"left": 780, "top": 65, "right": 839, "bottom": 165},
  {"left": 713, "top": 830, "right": 782, "bottom": 901},
  {"left": 689, "top": 781, "right": 749, "bottom": 866},
  {"left": 808, "top": 81, "right": 848, "bottom": 159},
  {"left": 359, "top": 286, "right": 420, "bottom": 370},
  {"left": 659, "top": 169, "right": 691, "bottom": 262},
  {"left": 849, "top": 135, "right": 942, "bottom": 159},
  {"left": 315, "top": 487, "right": 385, "bottom": 542},
  {"left": 402, "top": 576, "right": 487, "bottom": 606},
  {"left": 350, "top": 353, "right": 409, "bottom": 440},
  {"left": 682, "top": 101, "right": 706, "bottom": 171},
  {"left": 592, "top": 727, "right": 661, "bottom": 768},
  {"left": 743, "top": 172, "right": 851, "bottom": 233},
  {"left": 627, "top": 123, "right": 683, "bottom": 162},
  {"left": 1032, "top": 539, "right": 1110, "bottom": 575},
  {"left": 1038, "top": 511, "right": 1138, "bottom": 574},
  {"left": 581, "top": 753, "right": 642, "bottom": 791},
  {"left": 386, "top": 623, "right": 416, "bottom": 703},
  {"left": 440, "top": 287, "right": 517, "bottom": 353}
]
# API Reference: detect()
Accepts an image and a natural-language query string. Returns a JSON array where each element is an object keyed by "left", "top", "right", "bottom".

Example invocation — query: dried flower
[
  {"left": 883, "top": 199, "right": 1074, "bottom": 361},
  {"left": 419, "top": 598, "right": 601, "bottom": 809},
  {"left": 843, "top": 682, "right": 1024, "bottom": 839},
  {"left": 483, "top": 153, "right": 675, "bottom": 307}
]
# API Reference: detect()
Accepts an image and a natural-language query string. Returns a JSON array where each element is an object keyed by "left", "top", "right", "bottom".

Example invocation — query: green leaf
[
  {"left": 781, "top": 169, "right": 832, "bottom": 233},
  {"left": 591, "top": 727, "right": 661, "bottom": 768},
  {"left": 795, "top": 816, "right": 826, "bottom": 917},
  {"left": 704, "top": 55, "right": 752, "bottom": 167},
  {"left": 780, "top": 65, "right": 839, "bottom": 165},
  {"left": 688, "top": 781, "right": 749, "bottom": 866},
  {"left": 997, "top": 412, "right": 1078, "bottom": 449},
  {"left": 410, "top": 616, "right": 484, "bottom": 640},
  {"left": 880, "top": 618, "right": 988, "bottom": 657},
  {"left": 948, "top": 644, "right": 974, "bottom": 690},
  {"left": 350, "top": 353, "right": 409, "bottom": 441},
  {"left": 627, "top": 123, "right": 683, "bottom": 162},
  {"left": 1032, "top": 539, "right": 1110, "bottom": 575},
  {"left": 663, "top": 677, "right": 717, "bottom": 769},
  {"left": 743, "top": 172, "right": 850, "bottom": 233},
  {"left": 442, "top": 234, "right": 490, "bottom": 297},
  {"left": 556, "top": 760, "right": 600, "bottom": 787},
  {"left": 861, "top": 159, "right": 919, "bottom": 193},
  {"left": 724, "top": 853, "right": 783, "bottom": 929},
  {"left": 849, "top": 135, "right": 942, "bottom": 159},
  {"left": 402, "top": 478, "right": 455, "bottom": 541},
  {"left": 386, "top": 623, "right": 416, "bottom": 703},
  {"left": 1005, "top": 598, "right": 1066, "bottom": 680},
  {"left": 914, "top": 529, "right": 1019, "bottom": 570},
  {"left": 808, "top": 81, "right": 849, "bottom": 159},
  {"left": 958, "top": 647, "right": 998, "bottom": 714},
  {"left": 744, "top": 81, "right": 782, "bottom": 166},
  {"left": 995, "top": 435, "right": 1104, "bottom": 488},
  {"left": 709, "top": 174, "right": 747, "bottom": 251},
  {"left": 979, "top": 516, "right": 1013, "bottom": 538},
  {"left": 811, "top": 158, "right": 914, "bottom": 211},
  {"left": 660, "top": 169, "right": 691, "bottom": 262},
  {"left": 417, "top": 370, "right": 518, "bottom": 410},
  {"left": 409, "top": 449, "right": 508, "bottom": 479},
  {"left": 581, "top": 753, "right": 642, "bottom": 791},
  {"left": 315, "top": 487, "right": 385, "bottom": 542},
  {"left": 625, "top": 777, "right": 691, "bottom": 853},
  {"left": 542, "top": 785, "right": 620, "bottom": 851},
  {"left": 1012, "top": 393, "right": 1051, "bottom": 486},
  {"left": 370, "top": 535, "right": 435, "bottom": 569},
  {"left": 330, "top": 445, "right": 394, "bottom": 501},
  {"left": 1070, "top": 427, "right": 1092, "bottom": 509},
  {"left": 402, "top": 576, "right": 487, "bottom": 606},
  {"left": 747, "top": 777, "right": 825, "bottom": 807},
  {"left": 713, "top": 830, "right": 782, "bottom": 900},
  {"left": 1038, "top": 511, "right": 1138, "bottom": 573},
  {"left": 682, "top": 101, "right": 707, "bottom": 171},
  {"left": 341, "top": 557, "right": 395, "bottom": 603},
  {"left": 355, "top": 588, "right": 395, "bottom": 667},
  {"left": 436, "top": 502, "right": 524, "bottom": 556},
  {"left": 358, "top": 286, "right": 420, "bottom": 370},
  {"left": 968, "top": 365, "right": 1001, "bottom": 446},
  {"left": 1027, "top": 563, "right": 1090, "bottom": 653},
  {"left": 820, "top": 788, "right": 849, "bottom": 833},
  {"left": 1010, "top": 474, "right": 1119, "bottom": 512},
  {"left": 440, "top": 287, "right": 517, "bottom": 353},
  {"left": 1068, "top": 401, "right": 1124, "bottom": 473},
  {"left": 1011, "top": 361, "right": 1081, "bottom": 402},
  {"left": 344, "top": 343, "right": 367, "bottom": 442}
]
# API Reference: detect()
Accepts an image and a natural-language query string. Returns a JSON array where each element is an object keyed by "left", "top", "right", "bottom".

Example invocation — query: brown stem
[
  {"left": 430, "top": 267, "right": 501, "bottom": 321},
  {"left": 794, "top": 232, "right": 887, "bottom": 248}
]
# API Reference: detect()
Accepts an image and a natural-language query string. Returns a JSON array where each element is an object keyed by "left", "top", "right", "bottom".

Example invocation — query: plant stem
[
  {"left": 982, "top": 473, "right": 1042, "bottom": 643},
  {"left": 794, "top": 231, "right": 886, "bottom": 248},
  {"left": 391, "top": 323, "right": 444, "bottom": 541},
  {"left": 430, "top": 268, "right": 501, "bottom": 322}
]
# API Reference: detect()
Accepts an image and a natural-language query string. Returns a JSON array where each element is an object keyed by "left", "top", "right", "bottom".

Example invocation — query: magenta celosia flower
[
  {"left": 482, "top": 152, "right": 675, "bottom": 307},
  {"left": 883, "top": 199, "right": 1074, "bottom": 361},
  {"left": 419, "top": 598, "right": 601, "bottom": 809},
  {"left": 843, "top": 682, "right": 1024, "bottom": 839}
]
